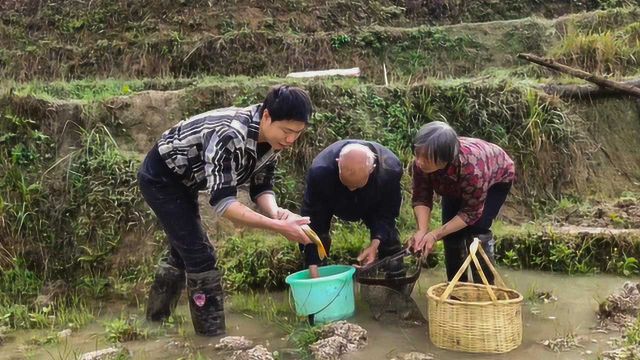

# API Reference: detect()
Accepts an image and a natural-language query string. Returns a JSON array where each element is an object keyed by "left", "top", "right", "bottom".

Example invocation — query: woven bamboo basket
[{"left": 427, "top": 238, "right": 523, "bottom": 353}]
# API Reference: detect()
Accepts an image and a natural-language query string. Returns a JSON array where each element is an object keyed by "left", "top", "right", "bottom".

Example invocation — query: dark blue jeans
[
  {"left": 441, "top": 182, "right": 512, "bottom": 283},
  {"left": 138, "top": 146, "right": 217, "bottom": 274}
]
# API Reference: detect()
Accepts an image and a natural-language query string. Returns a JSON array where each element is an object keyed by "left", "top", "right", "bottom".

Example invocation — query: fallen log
[
  {"left": 517, "top": 53, "right": 640, "bottom": 98},
  {"left": 541, "top": 79, "right": 640, "bottom": 98}
]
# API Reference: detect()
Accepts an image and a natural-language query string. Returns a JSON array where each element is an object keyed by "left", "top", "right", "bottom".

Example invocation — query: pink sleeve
[{"left": 411, "top": 162, "right": 434, "bottom": 209}]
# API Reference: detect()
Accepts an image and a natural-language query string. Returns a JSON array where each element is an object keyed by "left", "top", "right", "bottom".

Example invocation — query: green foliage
[
  {"left": 286, "top": 325, "right": 322, "bottom": 358},
  {"left": 330, "top": 34, "right": 351, "bottom": 49},
  {"left": 78, "top": 275, "right": 111, "bottom": 299},
  {"left": 0, "top": 304, "right": 38, "bottom": 329},
  {"left": 552, "top": 25, "right": 640, "bottom": 75},
  {"left": 616, "top": 256, "right": 640, "bottom": 276},
  {"left": 329, "top": 222, "right": 371, "bottom": 263},
  {"left": 14, "top": 79, "right": 147, "bottom": 101},
  {"left": 502, "top": 250, "right": 522, "bottom": 269},
  {"left": 274, "top": 166, "right": 304, "bottom": 210},
  {"left": 625, "top": 316, "right": 640, "bottom": 345},
  {"left": 598, "top": 0, "right": 638, "bottom": 10},
  {"left": 0, "top": 260, "right": 42, "bottom": 304},
  {"left": 0, "top": 296, "right": 94, "bottom": 331},
  {"left": 0, "top": 112, "right": 146, "bottom": 280},
  {"left": 104, "top": 316, "right": 148, "bottom": 343},
  {"left": 27, "top": 333, "right": 59, "bottom": 346},
  {"left": 218, "top": 234, "right": 301, "bottom": 292},
  {"left": 496, "top": 228, "right": 640, "bottom": 276},
  {"left": 2, "top": 1, "right": 639, "bottom": 80}
]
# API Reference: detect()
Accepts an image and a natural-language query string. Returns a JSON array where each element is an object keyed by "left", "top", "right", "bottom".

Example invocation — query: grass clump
[
  {"left": 496, "top": 227, "right": 640, "bottom": 275},
  {"left": 0, "top": 110, "right": 147, "bottom": 280},
  {"left": 552, "top": 26, "right": 640, "bottom": 75},
  {"left": 625, "top": 317, "right": 640, "bottom": 345},
  {"left": 0, "top": 296, "right": 94, "bottom": 331},
  {"left": 217, "top": 235, "right": 302, "bottom": 293},
  {"left": 104, "top": 316, "right": 149, "bottom": 343}
]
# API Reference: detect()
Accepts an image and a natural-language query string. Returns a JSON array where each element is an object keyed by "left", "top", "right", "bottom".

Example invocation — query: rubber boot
[
  {"left": 444, "top": 236, "right": 469, "bottom": 282},
  {"left": 469, "top": 232, "right": 496, "bottom": 285},
  {"left": 146, "top": 261, "right": 186, "bottom": 322},
  {"left": 187, "top": 269, "right": 225, "bottom": 336}
]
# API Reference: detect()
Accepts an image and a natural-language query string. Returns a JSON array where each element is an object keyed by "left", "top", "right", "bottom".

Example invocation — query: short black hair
[
  {"left": 414, "top": 121, "right": 460, "bottom": 164},
  {"left": 260, "top": 85, "right": 313, "bottom": 123}
]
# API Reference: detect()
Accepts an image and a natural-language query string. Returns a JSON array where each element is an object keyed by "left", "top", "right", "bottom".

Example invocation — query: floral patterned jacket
[{"left": 412, "top": 137, "right": 515, "bottom": 225}]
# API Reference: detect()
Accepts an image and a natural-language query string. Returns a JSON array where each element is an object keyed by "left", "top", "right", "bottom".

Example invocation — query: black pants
[
  {"left": 138, "top": 146, "right": 217, "bottom": 274},
  {"left": 441, "top": 182, "right": 512, "bottom": 284}
]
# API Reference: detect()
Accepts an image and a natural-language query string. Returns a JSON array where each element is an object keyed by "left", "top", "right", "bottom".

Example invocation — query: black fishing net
[{"left": 355, "top": 250, "right": 426, "bottom": 325}]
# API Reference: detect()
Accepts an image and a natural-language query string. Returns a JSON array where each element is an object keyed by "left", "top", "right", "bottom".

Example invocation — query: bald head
[{"left": 337, "top": 144, "right": 376, "bottom": 191}]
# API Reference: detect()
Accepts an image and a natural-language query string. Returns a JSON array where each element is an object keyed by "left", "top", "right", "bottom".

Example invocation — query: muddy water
[
  {"left": 0, "top": 268, "right": 633, "bottom": 360},
  {"left": 0, "top": 308, "right": 288, "bottom": 360},
  {"left": 347, "top": 268, "right": 630, "bottom": 360}
]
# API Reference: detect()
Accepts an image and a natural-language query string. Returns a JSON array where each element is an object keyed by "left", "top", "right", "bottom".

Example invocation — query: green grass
[
  {"left": 104, "top": 316, "right": 149, "bottom": 343},
  {"left": 0, "top": 112, "right": 149, "bottom": 280},
  {"left": 496, "top": 226, "right": 640, "bottom": 275},
  {"left": 625, "top": 317, "right": 640, "bottom": 345},
  {"left": 0, "top": 296, "right": 94, "bottom": 331},
  {"left": 552, "top": 25, "right": 640, "bottom": 75}
]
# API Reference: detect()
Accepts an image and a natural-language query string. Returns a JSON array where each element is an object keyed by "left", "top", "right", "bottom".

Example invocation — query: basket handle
[
  {"left": 476, "top": 238, "right": 507, "bottom": 291},
  {"left": 440, "top": 238, "right": 502, "bottom": 303}
]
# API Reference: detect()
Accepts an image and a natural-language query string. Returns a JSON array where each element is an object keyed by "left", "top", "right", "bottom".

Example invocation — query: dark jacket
[{"left": 300, "top": 140, "right": 403, "bottom": 246}]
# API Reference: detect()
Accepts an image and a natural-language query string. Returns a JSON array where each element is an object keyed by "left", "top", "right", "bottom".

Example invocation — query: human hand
[
  {"left": 356, "top": 240, "right": 380, "bottom": 266},
  {"left": 415, "top": 232, "right": 438, "bottom": 257},
  {"left": 407, "top": 229, "right": 427, "bottom": 253},
  {"left": 277, "top": 217, "right": 312, "bottom": 245},
  {"left": 276, "top": 207, "right": 300, "bottom": 220}
]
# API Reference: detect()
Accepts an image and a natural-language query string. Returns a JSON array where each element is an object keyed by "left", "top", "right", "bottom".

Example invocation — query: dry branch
[
  {"left": 518, "top": 53, "right": 640, "bottom": 98},
  {"left": 541, "top": 79, "right": 640, "bottom": 98}
]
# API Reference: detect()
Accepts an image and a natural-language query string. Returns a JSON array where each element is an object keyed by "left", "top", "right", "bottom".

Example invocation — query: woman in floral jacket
[{"left": 408, "top": 121, "right": 515, "bottom": 284}]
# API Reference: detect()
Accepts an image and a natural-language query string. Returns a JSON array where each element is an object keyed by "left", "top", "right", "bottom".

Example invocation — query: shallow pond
[{"left": 0, "top": 268, "right": 634, "bottom": 359}]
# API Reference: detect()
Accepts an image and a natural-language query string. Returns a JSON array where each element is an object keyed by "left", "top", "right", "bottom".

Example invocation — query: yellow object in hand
[{"left": 301, "top": 225, "right": 327, "bottom": 260}]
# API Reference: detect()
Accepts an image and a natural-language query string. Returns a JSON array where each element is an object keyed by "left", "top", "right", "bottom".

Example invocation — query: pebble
[
  {"left": 57, "top": 329, "right": 72, "bottom": 338},
  {"left": 79, "top": 348, "right": 126, "bottom": 360},
  {"left": 215, "top": 336, "right": 254, "bottom": 351},
  {"left": 391, "top": 352, "right": 435, "bottom": 360},
  {"left": 229, "top": 345, "right": 273, "bottom": 360}
]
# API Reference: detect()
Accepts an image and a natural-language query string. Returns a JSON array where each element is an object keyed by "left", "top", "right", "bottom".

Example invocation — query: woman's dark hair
[
  {"left": 413, "top": 121, "right": 460, "bottom": 164},
  {"left": 260, "top": 85, "right": 313, "bottom": 123}
]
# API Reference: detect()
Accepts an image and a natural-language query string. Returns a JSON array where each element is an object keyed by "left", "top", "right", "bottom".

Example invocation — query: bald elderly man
[{"left": 300, "top": 140, "right": 403, "bottom": 277}]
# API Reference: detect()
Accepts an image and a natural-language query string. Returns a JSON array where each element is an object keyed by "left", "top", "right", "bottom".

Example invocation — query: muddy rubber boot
[
  {"left": 146, "top": 261, "right": 186, "bottom": 322},
  {"left": 444, "top": 237, "right": 469, "bottom": 282},
  {"left": 187, "top": 269, "right": 225, "bottom": 336},
  {"left": 469, "top": 232, "right": 496, "bottom": 285}
]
